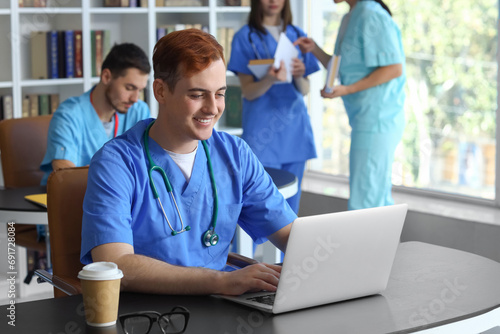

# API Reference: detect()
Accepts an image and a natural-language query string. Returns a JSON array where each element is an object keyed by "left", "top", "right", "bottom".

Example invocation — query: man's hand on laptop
[{"left": 220, "top": 263, "right": 282, "bottom": 296}]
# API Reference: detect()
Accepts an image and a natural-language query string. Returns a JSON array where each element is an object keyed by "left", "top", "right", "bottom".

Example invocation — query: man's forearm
[{"left": 115, "top": 253, "right": 225, "bottom": 295}]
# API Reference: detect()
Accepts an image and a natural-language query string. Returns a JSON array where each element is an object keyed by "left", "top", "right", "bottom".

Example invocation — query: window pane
[{"left": 308, "top": 0, "right": 497, "bottom": 200}]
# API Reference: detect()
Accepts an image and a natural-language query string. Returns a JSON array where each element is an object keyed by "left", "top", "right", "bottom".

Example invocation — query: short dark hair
[
  {"left": 153, "top": 29, "right": 224, "bottom": 92},
  {"left": 101, "top": 43, "right": 151, "bottom": 77},
  {"left": 248, "top": 0, "right": 292, "bottom": 35}
]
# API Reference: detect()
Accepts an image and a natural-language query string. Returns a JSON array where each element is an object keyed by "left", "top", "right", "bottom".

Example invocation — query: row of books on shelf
[
  {"left": 156, "top": 24, "right": 208, "bottom": 40},
  {"left": 107, "top": 0, "right": 207, "bottom": 6},
  {"left": 224, "top": 0, "right": 250, "bottom": 5},
  {"left": 19, "top": 0, "right": 148, "bottom": 7},
  {"left": 156, "top": 0, "right": 250, "bottom": 7},
  {"left": 0, "top": 94, "right": 59, "bottom": 121},
  {"left": 104, "top": 0, "right": 148, "bottom": 7},
  {"left": 156, "top": 0, "right": 203, "bottom": 6},
  {"left": 18, "top": 0, "right": 48, "bottom": 7},
  {"left": 155, "top": 25, "right": 234, "bottom": 64},
  {"left": 31, "top": 30, "right": 111, "bottom": 80},
  {"left": 19, "top": 0, "right": 249, "bottom": 8}
]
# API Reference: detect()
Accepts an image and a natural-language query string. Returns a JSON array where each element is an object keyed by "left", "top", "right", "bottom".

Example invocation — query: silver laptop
[{"left": 220, "top": 203, "right": 408, "bottom": 314}]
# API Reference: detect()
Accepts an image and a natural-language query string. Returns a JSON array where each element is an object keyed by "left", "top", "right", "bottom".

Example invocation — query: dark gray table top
[{"left": 0, "top": 186, "right": 47, "bottom": 212}]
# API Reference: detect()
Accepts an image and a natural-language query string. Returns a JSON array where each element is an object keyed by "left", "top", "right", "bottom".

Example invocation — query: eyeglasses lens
[
  {"left": 123, "top": 315, "right": 151, "bottom": 334},
  {"left": 159, "top": 314, "right": 186, "bottom": 334}
]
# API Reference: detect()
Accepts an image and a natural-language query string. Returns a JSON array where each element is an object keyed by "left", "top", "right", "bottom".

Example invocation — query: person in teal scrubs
[
  {"left": 38, "top": 43, "right": 151, "bottom": 240},
  {"left": 295, "top": 0, "right": 405, "bottom": 210},
  {"left": 40, "top": 43, "right": 151, "bottom": 186},
  {"left": 228, "top": 0, "right": 320, "bottom": 214}
]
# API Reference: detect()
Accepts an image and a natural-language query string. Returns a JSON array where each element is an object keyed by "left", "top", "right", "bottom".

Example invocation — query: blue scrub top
[
  {"left": 335, "top": 0, "right": 406, "bottom": 133},
  {"left": 228, "top": 24, "right": 320, "bottom": 165},
  {"left": 80, "top": 119, "right": 296, "bottom": 270},
  {"left": 40, "top": 88, "right": 151, "bottom": 185}
]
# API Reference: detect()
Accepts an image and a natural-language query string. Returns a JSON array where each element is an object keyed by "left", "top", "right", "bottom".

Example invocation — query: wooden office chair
[
  {"left": 0, "top": 115, "right": 52, "bottom": 280},
  {"left": 0, "top": 115, "right": 51, "bottom": 188},
  {"left": 35, "top": 167, "right": 88, "bottom": 298},
  {"left": 36, "top": 166, "right": 256, "bottom": 298}
]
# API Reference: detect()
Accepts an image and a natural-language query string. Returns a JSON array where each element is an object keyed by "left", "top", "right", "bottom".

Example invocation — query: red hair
[{"left": 153, "top": 28, "right": 225, "bottom": 92}]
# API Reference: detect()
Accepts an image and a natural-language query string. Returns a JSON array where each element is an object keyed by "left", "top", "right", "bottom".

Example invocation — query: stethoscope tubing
[{"left": 143, "top": 121, "right": 218, "bottom": 238}]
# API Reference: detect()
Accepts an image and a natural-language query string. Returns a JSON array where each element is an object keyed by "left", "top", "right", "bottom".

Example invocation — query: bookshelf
[{"left": 1, "top": 0, "right": 250, "bottom": 134}]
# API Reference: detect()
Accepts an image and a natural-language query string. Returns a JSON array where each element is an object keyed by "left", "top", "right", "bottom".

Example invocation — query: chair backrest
[
  {"left": 47, "top": 166, "right": 88, "bottom": 298},
  {"left": 0, "top": 115, "right": 52, "bottom": 188}
]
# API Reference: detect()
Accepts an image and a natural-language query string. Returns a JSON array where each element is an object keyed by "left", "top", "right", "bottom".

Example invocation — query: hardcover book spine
[
  {"left": 38, "top": 94, "right": 50, "bottom": 116},
  {"left": 50, "top": 94, "right": 60, "bottom": 114},
  {"left": 224, "top": 86, "right": 242, "bottom": 128},
  {"left": 94, "top": 30, "right": 103, "bottom": 77},
  {"left": 22, "top": 95, "right": 30, "bottom": 118},
  {"left": 102, "top": 30, "right": 111, "bottom": 61},
  {"left": 47, "top": 30, "right": 59, "bottom": 79},
  {"left": 31, "top": 31, "right": 48, "bottom": 79},
  {"left": 91, "top": 30, "right": 96, "bottom": 77},
  {"left": 65, "top": 30, "right": 75, "bottom": 78},
  {"left": 57, "top": 31, "right": 66, "bottom": 78},
  {"left": 74, "top": 30, "right": 83, "bottom": 78},
  {"left": 28, "top": 94, "right": 39, "bottom": 117},
  {"left": 2, "top": 95, "right": 13, "bottom": 120}
]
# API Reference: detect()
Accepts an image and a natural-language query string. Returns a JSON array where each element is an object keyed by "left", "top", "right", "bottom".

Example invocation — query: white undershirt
[
  {"left": 264, "top": 24, "right": 282, "bottom": 42},
  {"left": 164, "top": 146, "right": 198, "bottom": 182},
  {"left": 102, "top": 120, "right": 113, "bottom": 137}
]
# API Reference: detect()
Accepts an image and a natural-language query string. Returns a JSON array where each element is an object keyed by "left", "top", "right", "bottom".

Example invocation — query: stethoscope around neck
[{"left": 143, "top": 121, "right": 219, "bottom": 247}]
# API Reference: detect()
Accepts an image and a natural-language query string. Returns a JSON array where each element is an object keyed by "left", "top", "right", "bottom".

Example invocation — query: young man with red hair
[{"left": 81, "top": 29, "right": 295, "bottom": 295}]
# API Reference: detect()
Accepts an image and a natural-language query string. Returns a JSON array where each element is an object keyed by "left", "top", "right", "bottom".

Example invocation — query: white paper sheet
[{"left": 273, "top": 32, "right": 299, "bottom": 83}]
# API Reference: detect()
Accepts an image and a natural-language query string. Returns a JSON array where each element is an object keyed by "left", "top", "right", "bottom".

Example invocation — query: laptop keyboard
[{"left": 247, "top": 294, "right": 275, "bottom": 306}]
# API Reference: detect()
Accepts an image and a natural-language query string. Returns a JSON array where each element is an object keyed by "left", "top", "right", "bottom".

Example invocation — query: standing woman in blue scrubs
[
  {"left": 228, "top": 0, "right": 320, "bottom": 214},
  {"left": 295, "top": 0, "right": 405, "bottom": 210}
]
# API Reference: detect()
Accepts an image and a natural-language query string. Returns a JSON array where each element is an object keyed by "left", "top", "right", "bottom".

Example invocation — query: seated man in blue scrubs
[
  {"left": 81, "top": 29, "right": 296, "bottom": 295},
  {"left": 40, "top": 43, "right": 151, "bottom": 186}
]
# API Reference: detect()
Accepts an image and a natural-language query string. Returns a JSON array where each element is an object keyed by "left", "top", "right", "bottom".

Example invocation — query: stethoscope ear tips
[{"left": 171, "top": 226, "right": 191, "bottom": 236}]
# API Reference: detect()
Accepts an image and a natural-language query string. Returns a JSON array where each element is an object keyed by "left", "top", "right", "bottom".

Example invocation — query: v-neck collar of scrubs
[{"left": 147, "top": 137, "right": 208, "bottom": 209}]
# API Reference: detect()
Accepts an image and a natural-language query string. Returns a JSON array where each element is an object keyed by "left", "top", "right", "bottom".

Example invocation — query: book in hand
[
  {"left": 324, "top": 55, "right": 341, "bottom": 93},
  {"left": 247, "top": 33, "right": 298, "bottom": 83},
  {"left": 247, "top": 58, "right": 273, "bottom": 80}
]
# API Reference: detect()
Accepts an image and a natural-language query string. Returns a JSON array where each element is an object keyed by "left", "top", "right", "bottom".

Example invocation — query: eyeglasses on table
[{"left": 119, "top": 306, "right": 190, "bottom": 334}]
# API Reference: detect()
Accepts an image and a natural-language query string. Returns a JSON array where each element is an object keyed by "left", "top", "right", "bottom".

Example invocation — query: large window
[{"left": 306, "top": 0, "right": 498, "bottom": 203}]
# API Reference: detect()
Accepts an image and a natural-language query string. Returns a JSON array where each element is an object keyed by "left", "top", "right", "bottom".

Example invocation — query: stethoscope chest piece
[{"left": 203, "top": 229, "right": 219, "bottom": 247}]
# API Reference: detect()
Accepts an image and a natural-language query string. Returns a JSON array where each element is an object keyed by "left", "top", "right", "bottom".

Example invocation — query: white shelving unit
[{"left": 1, "top": 0, "right": 249, "bottom": 134}]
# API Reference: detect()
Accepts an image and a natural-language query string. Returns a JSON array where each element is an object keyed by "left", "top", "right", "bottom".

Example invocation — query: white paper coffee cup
[{"left": 78, "top": 262, "right": 123, "bottom": 327}]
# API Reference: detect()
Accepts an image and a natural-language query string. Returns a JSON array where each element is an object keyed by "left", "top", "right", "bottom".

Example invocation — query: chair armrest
[
  {"left": 35, "top": 269, "right": 82, "bottom": 296},
  {"left": 226, "top": 252, "right": 259, "bottom": 269}
]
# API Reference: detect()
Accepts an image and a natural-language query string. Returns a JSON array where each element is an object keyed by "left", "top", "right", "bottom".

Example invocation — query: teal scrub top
[
  {"left": 335, "top": 0, "right": 406, "bottom": 133},
  {"left": 40, "top": 88, "right": 151, "bottom": 185},
  {"left": 228, "top": 24, "right": 320, "bottom": 165}
]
